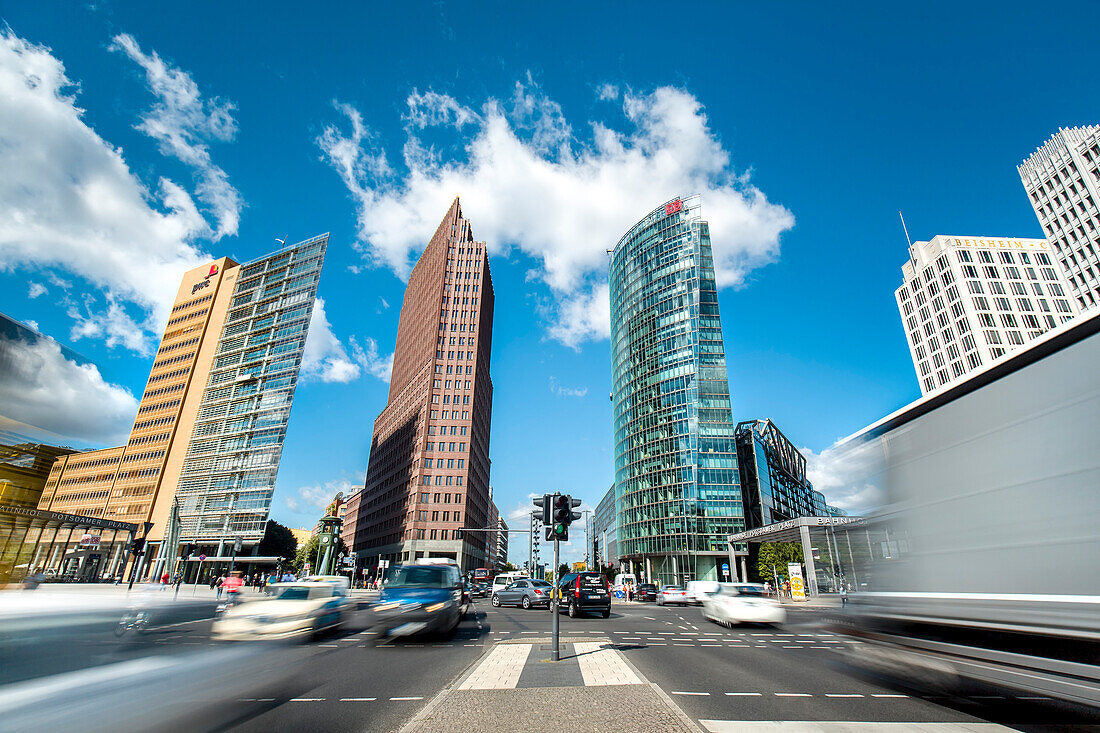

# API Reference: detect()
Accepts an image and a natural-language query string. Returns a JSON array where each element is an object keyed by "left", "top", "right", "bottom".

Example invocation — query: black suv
[
  {"left": 556, "top": 572, "right": 611, "bottom": 618},
  {"left": 635, "top": 583, "right": 658, "bottom": 602}
]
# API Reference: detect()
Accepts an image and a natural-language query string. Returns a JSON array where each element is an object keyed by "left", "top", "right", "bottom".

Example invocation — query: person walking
[
  {"left": 215, "top": 574, "right": 225, "bottom": 600},
  {"left": 161, "top": 571, "right": 170, "bottom": 590},
  {"left": 840, "top": 584, "right": 848, "bottom": 608}
]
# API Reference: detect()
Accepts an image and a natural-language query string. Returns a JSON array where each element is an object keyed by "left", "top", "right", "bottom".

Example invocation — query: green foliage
[
  {"left": 557, "top": 563, "right": 570, "bottom": 578},
  {"left": 292, "top": 533, "right": 348, "bottom": 573},
  {"left": 500, "top": 562, "right": 517, "bottom": 572},
  {"left": 756, "top": 542, "right": 804, "bottom": 583},
  {"left": 257, "top": 520, "right": 297, "bottom": 561}
]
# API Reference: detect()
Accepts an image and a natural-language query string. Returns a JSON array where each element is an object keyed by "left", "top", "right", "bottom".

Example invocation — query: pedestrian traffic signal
[{"left": 130, "top": 538, "right": 145, "bottom": 555}]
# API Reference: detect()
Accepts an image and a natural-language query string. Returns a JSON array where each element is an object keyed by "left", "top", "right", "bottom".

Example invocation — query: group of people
[{"left": 206, "top": 570, "right": 293, "bottom": 598}]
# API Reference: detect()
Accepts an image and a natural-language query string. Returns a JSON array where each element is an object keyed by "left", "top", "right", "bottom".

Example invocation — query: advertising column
[{"left": 787, "top": 562, "right": 807, "bottom": 601}]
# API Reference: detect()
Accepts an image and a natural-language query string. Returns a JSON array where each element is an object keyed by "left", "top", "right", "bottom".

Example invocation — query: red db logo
[{"left": 664, "top": 199, "right": 683, "bottom": 216}]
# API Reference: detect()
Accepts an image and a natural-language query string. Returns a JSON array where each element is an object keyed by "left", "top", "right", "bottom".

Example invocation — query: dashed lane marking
[
  {"left": 390, "top": 696, "right": 423, "bottom": 701},
  {"left": 289, "top": 698, "right": 325, "bottom": 702},
  {"left": 774, "top": 693, "right": 812, "bottom": 697},
  {"left": 671, "top": 691, "right": 710, "bottom": 696},
  {"left": 724, "top": 692, "right": 762, "bottom": 696},
  {"left": 340, "top": 698, "right": 377, "bottom": 701},
  {"left": 871, "top": 694, "right": 907, "bottom": 698},
  {"left": 825, "top": 693, "right": 864, "bottom": 698}
]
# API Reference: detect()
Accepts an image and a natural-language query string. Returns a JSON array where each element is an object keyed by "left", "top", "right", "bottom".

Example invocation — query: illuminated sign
[
  {"left": 665, "top": 199, "right": 683, "bottom": 216},
  {"left": 191, "top": 262, "right": 220, "bottom": 294},
  {"left": 79, "top": 534, "right": 101, "bottom": 547}
]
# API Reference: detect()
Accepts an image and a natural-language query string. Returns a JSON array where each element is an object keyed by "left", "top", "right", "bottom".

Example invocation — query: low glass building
[{"left": 609, "top": 195, "right": 743, "bottom": 585}]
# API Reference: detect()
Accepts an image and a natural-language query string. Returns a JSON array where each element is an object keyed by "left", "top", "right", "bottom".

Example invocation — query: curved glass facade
[{"left": 609, "top": 195, "right": 743, "bottom": 584}]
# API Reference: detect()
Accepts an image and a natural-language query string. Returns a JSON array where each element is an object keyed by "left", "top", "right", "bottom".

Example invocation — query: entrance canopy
[{"left": 727, "top": 515, "right": 864, "bottom": 544}]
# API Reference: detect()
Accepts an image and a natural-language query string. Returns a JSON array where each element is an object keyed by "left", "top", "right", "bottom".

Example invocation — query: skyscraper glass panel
[
  {"left": 609, "top": 195, "right": 742, "bottom": 585},
  {"left": 177, "top": 234, "right": 328, "bottom": 544}
]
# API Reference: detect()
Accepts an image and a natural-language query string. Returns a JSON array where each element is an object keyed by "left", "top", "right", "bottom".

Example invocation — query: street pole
[{"left": 551, "top": 533, "right": 560, "bottom": 662}]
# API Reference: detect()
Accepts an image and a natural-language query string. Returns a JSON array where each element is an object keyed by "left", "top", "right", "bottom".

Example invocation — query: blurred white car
[
  {"left": 702, "top": 583, "right": 786, "bottom": 626},
  {"left": 685, "top": 580, "right": 720, "bottom": 605},
  {"left": 212, "top": 582, "right": 350, "bottom": 641}
]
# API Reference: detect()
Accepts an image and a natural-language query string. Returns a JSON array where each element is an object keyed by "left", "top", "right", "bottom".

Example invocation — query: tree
[
  {"left": 500, "top": 562, "right": 517, "bottom": 572},
  {"left": 292, "top": 534, "right": 348, "bottom": 573},
  {"left": 257, "top": 520, "right": 297, "bottom": 562},
  {"left": 756, "top": 542, "right": 804, "bottom": 584},
  {"left": 557, "top": 563, "right": 570, "bottom": 579}
]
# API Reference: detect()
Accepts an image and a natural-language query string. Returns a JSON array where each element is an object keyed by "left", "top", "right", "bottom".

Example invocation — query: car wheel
[
  {"left": 521, "top": 596, "right": 531, "bottom": 609},
  {"left": 657, "top": 597, "right": 663, "bottom": 606},
  {"left": 491, "top": 595, "right": 501, "bottom": 607},
  {"left": 568, "top": 601, "right": 578, "bottom": 618},
  {"left": 601, "top": 608, "right": 610, "bottom": 619}
]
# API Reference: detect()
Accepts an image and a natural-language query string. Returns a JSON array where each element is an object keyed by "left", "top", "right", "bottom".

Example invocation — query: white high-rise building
[
  {"left": 896, "top": 235, "right": 1078, "bottom": 395},
  {"left": 1018, "top": 125, "right": 1100, "bottom": 312}
]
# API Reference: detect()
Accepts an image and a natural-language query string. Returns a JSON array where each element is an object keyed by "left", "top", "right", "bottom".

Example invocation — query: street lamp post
[{"left": 228, "top": 536, "right": 242, "bottom": 575}]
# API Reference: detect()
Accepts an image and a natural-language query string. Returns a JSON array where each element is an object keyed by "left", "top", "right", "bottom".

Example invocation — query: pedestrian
[
  {"left": 764, "top": 580, "right": 772, "bottom": 596},
  {"left": 222, "top": 570, "right": 244, "bottom": 601},
  {"left": 840, "top": 584, "right": 848, "bottom": 608},
  {"left": 783, "top": 579, "right": 791, "bottom": 597},
  {"left": 215, "top": 574, "right": 225, "bottom": 600},
  {"left": 161, "top": 571, "right": 169, "bottom": 589}
]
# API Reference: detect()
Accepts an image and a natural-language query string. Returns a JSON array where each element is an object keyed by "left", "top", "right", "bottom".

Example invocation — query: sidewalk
[
  {"left": 31, "top": 582, "right": 243, "bottom": 600},
  {"left": 401, "top": 639, "right": 702, "bottom": 733}
]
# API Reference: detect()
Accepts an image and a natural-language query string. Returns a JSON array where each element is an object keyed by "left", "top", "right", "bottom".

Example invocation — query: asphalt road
[{"left": 7, "top": 595, "right": 1097, "bottom": 732}]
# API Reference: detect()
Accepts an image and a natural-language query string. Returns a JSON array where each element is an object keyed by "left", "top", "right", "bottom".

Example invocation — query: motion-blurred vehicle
[
  {"left": 212, "top": 581, "right": 350, "bottom": 641},
  {"left": 830, "top": 314, "right": 1100, "bottom": 708},
  {"left": 656, "top": 586, "right": 689, "bottom": 606},
  {"left": 370, "top": 563, "right": 465, "bottom": 638},
  {"left": 471, "top": 582, "right": 490, "bottom": 598},
  {"left": 685, "top": 580, "right": 720, "bottom": 605},
  {"left": 635, "top": 583, "right": 658, "bottom": 602},
  {"left": 702, "top": 583, "right": 786, "bottom": 626},
  {"left": 556, "top": 571, "right": 611, "bottom": 618},
  {"left": 491, "top": 571, "right": 528, "bottom": 598},
  {"left": 491, "top": 579, "right": 552, "bottom": 609}
]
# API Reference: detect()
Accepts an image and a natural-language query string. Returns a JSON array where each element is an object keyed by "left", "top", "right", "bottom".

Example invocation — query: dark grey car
[{"left": 490, "top": 579, "right": 552, "bottom": 609}]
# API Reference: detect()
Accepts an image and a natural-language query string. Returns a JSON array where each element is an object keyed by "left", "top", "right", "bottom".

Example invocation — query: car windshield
[
  {"left": 723, "top": 585, "right": 766, "bottom": 597},
  {"left": 270, "top": 586, "right": 317, "bottom": 600},
  {"left": 640, "top": 584, "right": 657, "bottom": 591},
  {"left": 387, "top": 566, "right": 450, "bottom": 588}
]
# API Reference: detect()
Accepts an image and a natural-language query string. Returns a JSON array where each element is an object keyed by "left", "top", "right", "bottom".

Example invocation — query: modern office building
[
  {"left": 591, "top": 484, "right": 618, "bottom": 569},
  {"left": 734, "top": 419, "right": 843, "bottom": 531},
  {"left": 609, "top": 195, "right": 743, "bottom": 586},
  {"left": 348, "top": 198, "right": 495, "bottom": 572},
  {"left": 1019, "top": 125, "right": 1100, "bottom": 312},
  {"left": 37, "top": 235, "right": 327, "bottom": 580},
  {"left": 486, "top": 495, "right": 500, "bottom": 569},
  {"left": 896, "top": 235, "right": 1077, "bottom": 395}
]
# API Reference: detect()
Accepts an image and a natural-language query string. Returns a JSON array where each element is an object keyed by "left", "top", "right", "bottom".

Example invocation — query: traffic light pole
[{"left": 551, "top": 535, "right": 560, "bottom": 661}]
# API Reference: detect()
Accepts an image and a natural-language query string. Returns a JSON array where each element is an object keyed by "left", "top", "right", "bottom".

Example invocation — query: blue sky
[{"left": 2, "top": 2, "right": 1097, "bottom": 563}]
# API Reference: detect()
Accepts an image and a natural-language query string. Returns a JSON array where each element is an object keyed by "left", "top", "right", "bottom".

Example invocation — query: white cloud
[
  {"left": 596, "top": 83, "right": 619, "bottom": 102},
  {"left": 0, "top": 335, "right": 138, "bottom": 445},
  {"left": 284, "top": 477, "right": 358, "bottom": 515},
  {"left": 549, "top": 376, "right": 588, "bottom": 398},
  {"left": 802, "top": 440, "right": 886, "bottom": 516},
  {"left": 0, "top": 29, "right": 217, "bottom": 352},
  {"left": 301, "top": 298, "right": 393, "bottom": 384},
  {"left": 27, "top": 282, "right": 46, "bottom": 298},
  {"left": 317, "top": 80, "right": 793, "bottom": 347},
  {"left": 67, "top": 294, "right": 153, "bottom": 355},
  {"left": 109, "top": 33, "right": 242, "bottom": 239},
  {"left": 379, "top": 297, "right": 390, "bottom": 310}
]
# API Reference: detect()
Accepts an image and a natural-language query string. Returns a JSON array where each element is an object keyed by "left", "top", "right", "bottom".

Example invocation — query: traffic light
[
  {"left": 532, "top": 494, "right": 551, "bottom": 525},
  {"left": 549, "top": 494, "right": 582, "bottom": 542},
  {"left": 130, "top": 538, "right": 146, "bottom": 556}
]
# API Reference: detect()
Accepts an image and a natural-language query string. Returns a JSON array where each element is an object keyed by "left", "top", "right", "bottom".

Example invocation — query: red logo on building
[
  {"left": 665, "top": 199, "right": 683, "bottom": 216},
  {"left": 208, "top": 263, "right": 219, "bottom": 278}
]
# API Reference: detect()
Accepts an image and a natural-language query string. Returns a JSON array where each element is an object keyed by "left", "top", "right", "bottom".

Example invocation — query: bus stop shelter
[{"left": 727, "top": 516, "right": 864, "bottom": 595}]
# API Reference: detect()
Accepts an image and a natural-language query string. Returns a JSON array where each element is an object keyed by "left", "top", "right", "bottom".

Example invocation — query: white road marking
[
  {"left": 774, "top": 692, "right": 812, "bottom": 697},
  {"left": 340, "top": 697, "right": 376, "bottom": 701},
  {"left": 390, "top": 696, "right": 423, "bottom": 701},
  {"left": 724, "top": 692, "right": 762, "bottom": 696},
  {"left": 872, "top": 694, "right": 907, "bottom": 698},
  {"left": 671, "top": 691, "right": 710, "bottom": 696},
  {"left": 825, "top": 693, "right": 864, "bottom": 698},
  {"left": 290, "top": 698, "right": 325, "bottom": 701}
]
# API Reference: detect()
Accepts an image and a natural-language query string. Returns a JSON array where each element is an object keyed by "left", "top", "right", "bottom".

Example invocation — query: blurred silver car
[
  {"left": 212, "top": 582, "right": 350, "bottom": 640},
  {"left": 656, "top": 585, "right": 690, "bottom": 606},
  {"left": 702, "top": 583, "right": 786, "bottom": 626},
  {"left": 491, "top": 579, "right": 552, "bottom": 609}
]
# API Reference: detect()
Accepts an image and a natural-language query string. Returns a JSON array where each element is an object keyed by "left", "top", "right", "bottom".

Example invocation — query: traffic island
[{"left": 401, "top": 641, "right": 702, "bottom": 733}]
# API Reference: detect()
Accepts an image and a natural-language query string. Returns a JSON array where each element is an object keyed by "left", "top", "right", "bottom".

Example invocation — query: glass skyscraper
[
  {"left": 176, "top": 234, "right": 328, "bottom": 550},
  {"left": 610, "top": 195, "right": 743, "bottom": 585}
]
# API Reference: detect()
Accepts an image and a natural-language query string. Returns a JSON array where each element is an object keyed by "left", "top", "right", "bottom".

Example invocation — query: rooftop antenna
[{"left": 898, "top": 212, "right": 913, "bottom": 248}]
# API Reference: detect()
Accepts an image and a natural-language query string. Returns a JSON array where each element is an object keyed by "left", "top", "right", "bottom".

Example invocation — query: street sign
[
  {"left": 721, "top": 562, "right": 730, "bottom": 577},
  {"left": 199, "top": 554, "right": 207, "bottom": 561}
]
